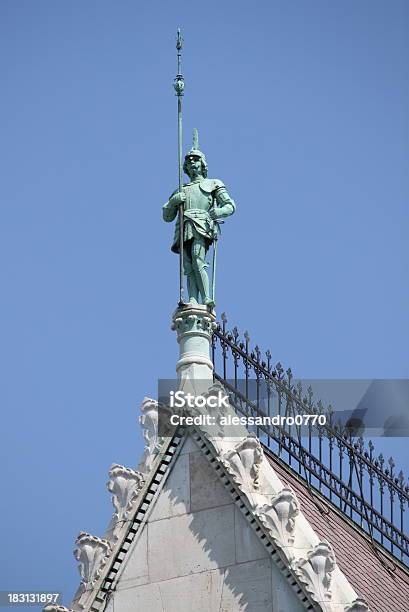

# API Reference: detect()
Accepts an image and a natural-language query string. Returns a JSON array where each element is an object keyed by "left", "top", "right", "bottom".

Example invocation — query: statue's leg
[
  {"left": 191, "top": 236, "right": 212, "bottom": 305},
  {"left": 184, "top": 243, "right": 199, "bottom": 304}
]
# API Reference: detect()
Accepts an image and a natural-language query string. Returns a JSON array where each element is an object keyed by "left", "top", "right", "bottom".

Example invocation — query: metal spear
[{"left": 173, "top": 29, "right": 185, "bottom": 305}]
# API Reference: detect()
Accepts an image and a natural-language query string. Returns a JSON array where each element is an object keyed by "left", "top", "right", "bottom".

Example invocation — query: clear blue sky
[{"left": 0, "top": 1, "right": 408, "bottom": 608}]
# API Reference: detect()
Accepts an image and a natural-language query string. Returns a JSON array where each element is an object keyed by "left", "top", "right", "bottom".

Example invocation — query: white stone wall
[{"left": 105, "top": 435, "right": 305, "bottom": 612}]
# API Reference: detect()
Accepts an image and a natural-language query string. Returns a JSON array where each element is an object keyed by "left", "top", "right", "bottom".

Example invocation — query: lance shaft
[{"left": 174, "top": 29, "right": 185, "bottom": 305}]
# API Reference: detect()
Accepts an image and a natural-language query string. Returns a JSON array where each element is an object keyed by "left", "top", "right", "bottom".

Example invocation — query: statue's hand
[
  {"left": 169, "top": 191, "right": 186, "bottom": 207},
  {"left": 209, "top": 206, "right": 224, "bottom": 220}
]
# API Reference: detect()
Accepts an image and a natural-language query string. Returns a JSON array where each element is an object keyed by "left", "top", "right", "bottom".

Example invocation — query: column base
[{"left": 171, "top": 304, "right": 216, "bottom": 391}]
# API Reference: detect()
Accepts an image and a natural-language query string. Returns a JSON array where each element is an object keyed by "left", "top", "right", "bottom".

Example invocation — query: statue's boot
[
  {"left": 186, "top": 272, "right": 199, "bottom": 304},
  {"left": 192, "top": 237, "right": 214, "bottom": 307},
  {"left": 184, "top": 247, "right": 199, "bottom": 304},
  {"left": 194, "top": 265, "right": 212, "bottom": 305}
]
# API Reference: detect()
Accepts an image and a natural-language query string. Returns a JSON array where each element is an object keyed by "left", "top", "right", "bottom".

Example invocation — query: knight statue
[{"left": 163, "top": 129, "right": 236, "bottom": 307}]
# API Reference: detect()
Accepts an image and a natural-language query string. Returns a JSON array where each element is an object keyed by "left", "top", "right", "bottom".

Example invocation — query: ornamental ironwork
[{"left": 212, "top": 313, "right": 409, "bottom": 565}]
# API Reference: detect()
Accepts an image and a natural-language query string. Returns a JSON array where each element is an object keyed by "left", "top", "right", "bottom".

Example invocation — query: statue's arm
[
  {"left": 162, "top": 190, "right": 179, "bottom": 222},
  {"left": 212, "top": 181, "right": 236, "bottom": 219}
]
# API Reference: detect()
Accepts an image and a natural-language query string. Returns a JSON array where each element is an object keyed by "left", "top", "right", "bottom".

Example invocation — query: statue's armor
[
  {"left": 163, "top": 172, "right": 235, "bottom": 305},
  {"left": 163, "top": 178, "right": 236, "bottom": 253}
]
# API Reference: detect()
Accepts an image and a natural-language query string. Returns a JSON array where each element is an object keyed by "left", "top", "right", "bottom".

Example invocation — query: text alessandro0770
[{"left": 168, "top": 390, "right": 327, "bottom": 428}]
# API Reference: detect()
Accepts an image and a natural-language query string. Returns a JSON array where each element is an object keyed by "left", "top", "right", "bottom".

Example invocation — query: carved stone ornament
[
  {"left": 344, "top": 599, "right": 370, "bottom": 612},
  {"left": 43, "top": 607, "right": 74, "bottom": 612},
  {"left": 292, "top": 540, "right": 336, "bottom": 604},
  {"left": 171, "top": 309, "right": 216, "bottom": 337},
  {"left": 138, "top": 396, "right": 163, "bottom": 474},
  {"left": 73, "top": 532, "right": 111, "bottom": 589},
  {"left": 221, "top": 434, "right": 263, "bottom": 493},
  {"left": 256, "top": 487, "right": 300, "bottom": 555},
  {"left": 203, "top": 380, "right": 231, "bottom": 420},
  {"left": 107, "top": 464, "right": 145, "bottom": 525}
]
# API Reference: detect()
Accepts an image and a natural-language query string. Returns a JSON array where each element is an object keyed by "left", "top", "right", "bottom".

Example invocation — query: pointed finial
[
  {"left": 193, "top": 128, "right": 199, "bottom": 150},
  {"left": 176, "top": 28, "right": 183, "bottom": 51},
  {"left": 174, "top": 28, "right": 185, "bottom": 97}
]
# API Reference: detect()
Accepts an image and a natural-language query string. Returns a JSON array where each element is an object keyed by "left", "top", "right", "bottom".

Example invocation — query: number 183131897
[{"left": 2, "top": 593, "right": 61, "bottom": 606}]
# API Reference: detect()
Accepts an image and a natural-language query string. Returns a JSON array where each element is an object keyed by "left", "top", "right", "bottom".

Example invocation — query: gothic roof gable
[{"left": 52, "top": 396, "right": 373, "bottom": 612}]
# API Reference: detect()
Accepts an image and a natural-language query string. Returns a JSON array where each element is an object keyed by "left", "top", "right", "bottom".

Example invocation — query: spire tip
[{"left": 176, "top": 28, "right": 183, "bottom": 51}]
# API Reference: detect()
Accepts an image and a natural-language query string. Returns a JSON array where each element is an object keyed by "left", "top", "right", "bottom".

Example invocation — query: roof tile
[{"left": 265, "top": 448, "right": 409, "bottom": 612}]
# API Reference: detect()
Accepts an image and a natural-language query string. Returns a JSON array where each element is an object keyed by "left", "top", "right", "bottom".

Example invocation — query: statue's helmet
[{"left": 183, "top": 129, "right": 208, "bottom": 178}]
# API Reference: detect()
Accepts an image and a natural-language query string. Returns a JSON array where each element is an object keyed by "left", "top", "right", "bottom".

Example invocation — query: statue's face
[{"left": 186, "top": 155, "right": 203, "bottom": 180}]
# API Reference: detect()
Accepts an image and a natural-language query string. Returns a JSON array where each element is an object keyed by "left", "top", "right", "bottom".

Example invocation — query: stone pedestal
[{"left": 171, "top": 304, "right": 216, "bottom": 393}]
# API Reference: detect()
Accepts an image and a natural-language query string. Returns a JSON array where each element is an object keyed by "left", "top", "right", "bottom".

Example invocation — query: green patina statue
[{"left": 163, "top": 131, "right": 236, "bottom": 306}]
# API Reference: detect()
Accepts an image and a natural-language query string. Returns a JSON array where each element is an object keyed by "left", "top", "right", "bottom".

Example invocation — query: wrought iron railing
[{"left": 211, "top": 313, "right": 409, "bottom": 566}]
